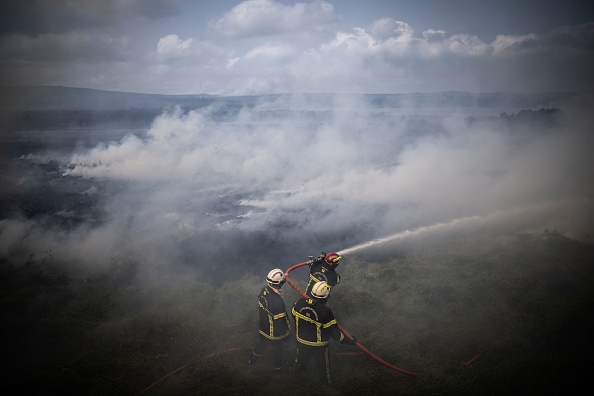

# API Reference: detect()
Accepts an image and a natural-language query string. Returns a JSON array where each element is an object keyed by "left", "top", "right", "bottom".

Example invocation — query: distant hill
[
  {"left": 0, "top": 86, "right": 574, "bottom": 111},
  {"left": 362, "top": 91, "right": 573, "bottom": 109},
  {"left": 0, "top": 86, "right": 219, "bottom": 111}
]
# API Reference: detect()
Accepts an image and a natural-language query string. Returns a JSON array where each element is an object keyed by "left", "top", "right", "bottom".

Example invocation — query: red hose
[
  {"left": 285, "top": 261, "right": 420, "bottom": 377},
  {"left": 463, "top": 352, "right": 481, "bottom": 366},
  {"left": 140, "top": 364, "right": 187, "bottom": 394}
]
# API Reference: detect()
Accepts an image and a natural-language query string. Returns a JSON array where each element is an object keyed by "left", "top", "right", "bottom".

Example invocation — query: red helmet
[{"left": 325, "top": 252, "right": 341, "bottom": 266}]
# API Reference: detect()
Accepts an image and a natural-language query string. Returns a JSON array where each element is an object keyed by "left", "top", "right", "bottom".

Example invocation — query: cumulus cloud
[
  {"left": 2, "top": 1, "right": 594, "bottom": 96},
  {"left": 368, "top": 18, "right": 414, "bottom": 44},
  {"left": 207, "top": 0, "right": 337, "bottom": 38},
  {"left": 156, "top": 34, "right": 194, "bottom": 58},
  {"left": 243, "top": 44, "right": 294, "bottom": 61},
  {"left": 491, "top": 33, "right": 540, "bottom": 54}
]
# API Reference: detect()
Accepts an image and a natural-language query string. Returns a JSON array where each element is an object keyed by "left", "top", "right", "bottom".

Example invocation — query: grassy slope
[{"left": 2, "top": 232, "right": 593, "bottom": 395}]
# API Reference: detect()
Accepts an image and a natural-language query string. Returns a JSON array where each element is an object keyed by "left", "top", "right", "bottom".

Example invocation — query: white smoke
[{"left": 2, "top": 93, "right": 593, "bottom": 275}]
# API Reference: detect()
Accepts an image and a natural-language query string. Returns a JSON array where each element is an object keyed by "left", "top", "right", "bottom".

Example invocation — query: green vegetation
[{"left": 2, "top": 232, "right": 593, "bottom": 395}]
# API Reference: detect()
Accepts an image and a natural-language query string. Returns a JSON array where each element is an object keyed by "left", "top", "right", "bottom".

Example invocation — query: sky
[{"left": 1, "top": 0, "right": 593, "bottom": 95}]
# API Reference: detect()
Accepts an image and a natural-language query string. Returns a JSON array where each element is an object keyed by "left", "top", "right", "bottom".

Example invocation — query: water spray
[
  {"left": 337, "top": 200, "right": 578, "bottom": 255},
  {"left": 338, "top": 214, "right": 485, "bottom": 255}
]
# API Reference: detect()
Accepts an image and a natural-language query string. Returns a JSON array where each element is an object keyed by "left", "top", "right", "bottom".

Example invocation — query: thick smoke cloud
[{"left": 2, "top": 94, "right": 585, "bottom": 279}]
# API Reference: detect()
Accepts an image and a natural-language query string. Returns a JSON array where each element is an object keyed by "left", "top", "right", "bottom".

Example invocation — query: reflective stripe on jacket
[
  {"left": 258, "top": 286, "right": 290, "bottom": 340},
  {"left": 291, "top": 297, "right": 344, "bottom": 346},
  {"left": 305, "top": 260, "right": 341, "bottom": 297}
]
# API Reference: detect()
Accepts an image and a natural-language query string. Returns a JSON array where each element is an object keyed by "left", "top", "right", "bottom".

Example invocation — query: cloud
[
  {"left": 368, "top": 18, "right": 414, "bottom": 44},
  {"left": 207, "top": 0, "right": 337, "bottom": 38},
  {"left": 493, "top": 22, "right": 594, "bottom": 54},
  {"left": 2, "top": 1, "right": 593, "bottom": 95},
  {"left": 243, "top": 44, "right": 294, "bottom": 61},
  {"left": 156, "top": 34, "right": 194, "bottom": 58}
]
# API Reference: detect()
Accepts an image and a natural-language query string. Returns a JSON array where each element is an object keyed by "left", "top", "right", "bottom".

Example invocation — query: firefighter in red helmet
[{"left": 304, "top": 252, "right": 342, "bottom": 298}]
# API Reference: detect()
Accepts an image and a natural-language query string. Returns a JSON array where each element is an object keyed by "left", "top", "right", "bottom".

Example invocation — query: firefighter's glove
[
  {"left": 341, "top": 336, "right": 357, "bottom": 345},
  {"left": 308, "top": 256, "right": 315, "bottom": 265}
]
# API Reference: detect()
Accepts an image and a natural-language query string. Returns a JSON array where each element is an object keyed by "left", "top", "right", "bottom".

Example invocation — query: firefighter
[
  {"left": 304, "top": 252, "right": 342, "bottom": 298},
  {"left": 292, "top": 281, "right": 357, "bottom": 387},
  {"left": 249, "top": 268, "right": 291, "bottom": 370}
]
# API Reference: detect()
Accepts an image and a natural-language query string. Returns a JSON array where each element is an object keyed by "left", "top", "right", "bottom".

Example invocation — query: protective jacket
[
  {"left": 258, "top": 285, "right": 290, "bottom": 340},
  {"left": 292, "top": 297, "right": 345, "bottom": 346},
  {"left": 305, "top": 258, "right": 340, "bottom": 297}
]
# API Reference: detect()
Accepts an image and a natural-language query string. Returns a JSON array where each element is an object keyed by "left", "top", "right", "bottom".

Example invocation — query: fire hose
[
  {"left": 141, "top": 261, "right": 422, "bottom": 393},
  {"left": 285, "top": 261, "right": 421, "bottom": 377}
]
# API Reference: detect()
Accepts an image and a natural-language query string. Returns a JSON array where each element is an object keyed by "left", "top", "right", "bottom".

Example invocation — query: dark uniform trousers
[
  {"left": 253, "top": 334, "right": 289, "bottom": 368},
  {"left": 295, "top": 343, "right": 332, "bottom": 385},
  {"left": 292, "top": 297, "right": 346, "bottom": 386}
]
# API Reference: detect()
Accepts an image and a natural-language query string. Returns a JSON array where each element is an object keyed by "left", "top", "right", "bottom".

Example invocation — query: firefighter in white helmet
[
  {"left": 249, "top": 268, "right": 291, "bottom": 370},
  {"left": 291, "top": 280, "right": 357, "bottom": 387}
]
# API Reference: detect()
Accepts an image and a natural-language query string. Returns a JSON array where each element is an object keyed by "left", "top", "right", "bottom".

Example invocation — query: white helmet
[
  {"left": 266, "top": 268, "right": 285, "bottom": 286},
  {"left": 311, "top": 281, "right": 331, "bottom": 299}
]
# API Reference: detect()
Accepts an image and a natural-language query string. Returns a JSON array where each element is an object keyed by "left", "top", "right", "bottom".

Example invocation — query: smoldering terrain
[{"left": 1, "top": 87, "right": 593, "bottom": 395}]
